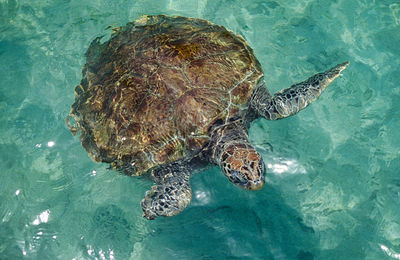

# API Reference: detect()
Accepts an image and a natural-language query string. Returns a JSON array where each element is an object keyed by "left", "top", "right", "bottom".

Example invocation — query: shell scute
[
  {"left": 148, "top": 67, "right": 188, "bottom": 99},
  {"left": 174, "top": 88, "right": 229, "bottom": 137}
]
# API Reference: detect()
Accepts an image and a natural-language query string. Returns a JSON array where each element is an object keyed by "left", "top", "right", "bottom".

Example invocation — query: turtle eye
[{"left": 225, "top": 169, "right": 247, "bottom": 185}]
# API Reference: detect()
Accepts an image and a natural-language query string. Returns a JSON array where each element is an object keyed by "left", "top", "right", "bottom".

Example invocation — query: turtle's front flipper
[
  {"left": 141, "top": 161, "right": 192, "bottom": 220},
  {"left": 250, "top": 62, "right": 349, "bottom": 120}
]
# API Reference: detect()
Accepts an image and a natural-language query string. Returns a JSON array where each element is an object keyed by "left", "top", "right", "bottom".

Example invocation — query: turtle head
[{"left": 220, "top": 143, "right": 265, "bottom": 190}]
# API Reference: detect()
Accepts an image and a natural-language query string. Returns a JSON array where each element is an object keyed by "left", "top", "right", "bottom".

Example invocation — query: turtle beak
[
  {"left": 242, "top": 166, "right": 265, "bottom": 190},
  {"left": 247, "top": 178, "right": 265, "bottom": 190}
]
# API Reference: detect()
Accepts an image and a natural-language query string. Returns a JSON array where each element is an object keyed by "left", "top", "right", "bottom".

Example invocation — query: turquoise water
[{"left": 1, "top": 0, "right": 400, "bottom": 259}]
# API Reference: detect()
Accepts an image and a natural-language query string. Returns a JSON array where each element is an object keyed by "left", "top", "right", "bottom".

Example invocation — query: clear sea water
[{"left": 1, "top": 0, "right": 400, "bottom": 259}]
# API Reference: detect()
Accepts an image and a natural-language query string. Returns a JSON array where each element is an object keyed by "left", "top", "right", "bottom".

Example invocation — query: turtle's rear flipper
[
  {"left": 250, "top": 62, "right": 349, "bottom": 120},
  {"left": 141, "top": 161, "right": 192, "bottom": 220}
]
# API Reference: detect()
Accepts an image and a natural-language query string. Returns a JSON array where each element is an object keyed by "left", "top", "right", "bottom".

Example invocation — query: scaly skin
[
  {"left": 208, "top": 121, "right": 265, "bottom": 190},
  {"left": 141, "top": 160, "right": 192, "bottom": 220},
  {"left": 249, "top": 62, "right": 349, "bottom": 120}
]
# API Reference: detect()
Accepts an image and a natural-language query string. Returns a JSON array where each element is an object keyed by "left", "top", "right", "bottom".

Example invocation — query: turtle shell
[{"left": 69, "top": 15, "right": 263, "bottom": 175}]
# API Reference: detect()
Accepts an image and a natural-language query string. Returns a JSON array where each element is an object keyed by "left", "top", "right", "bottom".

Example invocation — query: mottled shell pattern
[{"left": 69, "top": 15, "right": 263, "bottom": 175}]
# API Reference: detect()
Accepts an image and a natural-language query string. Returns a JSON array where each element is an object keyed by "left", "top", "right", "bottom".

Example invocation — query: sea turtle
[{"left": 68, "top": 15, "right": 348, "bottom": 219}]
